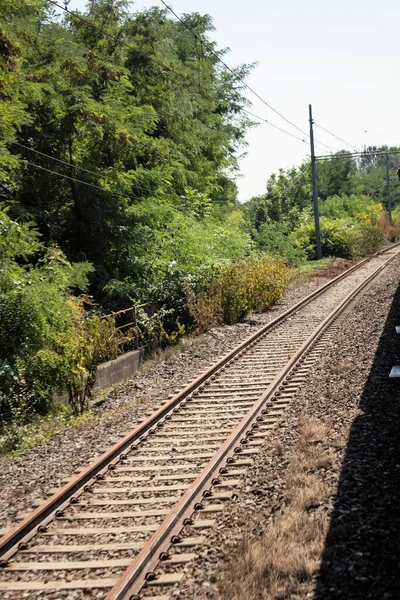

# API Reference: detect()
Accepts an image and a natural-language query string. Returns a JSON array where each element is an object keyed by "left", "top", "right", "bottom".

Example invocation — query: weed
[{"left": 218, "top": 418, "right": 334, "bottom": 600}]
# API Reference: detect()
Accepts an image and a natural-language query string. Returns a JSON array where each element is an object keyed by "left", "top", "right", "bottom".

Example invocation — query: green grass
[
  {"left": 0, "top": 405, "right": 94, "bottom": 457},
  {"left": 288, "top": 258, "right": 334, "bottom": 285},
  {"left": 0, "top": 391, "right": 147, "bottom": 458}
]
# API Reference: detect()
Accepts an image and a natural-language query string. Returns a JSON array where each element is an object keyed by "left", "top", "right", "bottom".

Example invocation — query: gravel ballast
[
  {"left": 1, "top": 254, "right": 398, "bottom": 600},
  {"left": 0, "top": 263, "right": 353, "bottom": 531},
  {"left": 166, "top": 256, "right": 400, "bottom": 600}
]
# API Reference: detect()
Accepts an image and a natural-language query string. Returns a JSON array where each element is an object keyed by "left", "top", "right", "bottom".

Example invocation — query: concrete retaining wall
[
  {"left": 55, "top": 348, "right": 144, "bottom": 405},
  {"left": 95, "top": 348, "right": 144, "bottom": 390}
]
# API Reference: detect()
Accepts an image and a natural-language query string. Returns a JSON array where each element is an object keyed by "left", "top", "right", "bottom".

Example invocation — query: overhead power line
[
  {"left": 13, "top": 142, "right": 105, "bottom": 179},
  {"left": 4, "top": 149, "right": 170, "bottom": 201},
  {"left": 17, "top": 158, "right": 109, "bottom": 192},
  {"left": 6, "top": 146, "right": 243, "bottom": 204},
  {"left": 158, "top": 0, "right": 311, "bottom": 139},
  {"left": 10, "top": 142, "right": 162, "bottom": 198},
  {"left": 31, "top": 0, "right": 370, "bottom": 199},
  {"left": 318, "top": 122, "right": 400, "bottom": 143},
  {"left": 158, "top": 1, "right": 348, "bottom": 154},
  {"left": 46, "top": 0, "right": 310, "bottom": 152},
  {"left": 240, "top": 108, "right": 337, "bottom": 154},
  {"left": 240, "top": 109, "right": 307, "bottom": 145},
  {"left": 315, "top": 148, "right": 400, "bottom": 161},
  {"left": 314, "top": 122, "right": 359, "bottom": 151},
  {"left": 46, "top": 0, "right": 189, "bottom": 82},
  {"left": 47, "top": 0, "right": 334, "bottom": 153},
  {"left": 355, "top": 130, "right": 400, "bottom": 143}
]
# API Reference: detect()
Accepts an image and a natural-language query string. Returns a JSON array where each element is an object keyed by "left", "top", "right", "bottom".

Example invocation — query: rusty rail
[
  {"left": 0, "top": 243, "right": 398, "bottom": 582},
  {"left": 105, "top": 245, "right": 400, "bottom": 599}
]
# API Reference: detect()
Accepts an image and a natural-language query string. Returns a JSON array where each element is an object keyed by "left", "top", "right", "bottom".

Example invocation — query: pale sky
[{"left": 67, "top": 0, "right": 400, "bottom": 201}]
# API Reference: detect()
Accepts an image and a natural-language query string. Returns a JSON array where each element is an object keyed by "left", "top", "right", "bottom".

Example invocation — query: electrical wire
[
  {"left": 158, "top": 0, "right": 313, "bottom": 139},
  {"left": 240, "top": 109, "right": 339, "bottom": 156},
  {"left": 158, "top": 0, "right": 346, "bottom": 155},
  {"left": 316, "top": 148, "right": 400, "bottom": 161},
  {"left": 4, "top": 149, "right": 246, "bottom": 205},
  {"left": 314, "top": 122, "right": 358, "bottom": 151},
  {"left": 17, "top": 158, "right": 109, "bottom": 192},
  {"left": 54, "top": 0, "right": 309, "bottom": 147},
  {"left": 13, "top": 142, "right": 105, "bottom": 179},
  {"left": 318, "top": 122, "right": 400, "bottom": 143},
  {"left": 44, "top": 2, "right": 316, "bottom": 156},
  {"left": 17, "top": 1, "right": 355, "bottom": 200},
  {"left": 3, "top": 153, "right": 169, "bottom": 203},
  {"left": 47, "top": 0, "right": 335, "bottom": 153},
  {"left": 10, "top": 142, "right": 163, "bottom": 198},
  {"left": 12, "top": 107, "right": 320, "bottom": 204},
  {"left": 4, "top": 146, "right": 312, "bottom": 207},
  {"left": 240, "top": 109, "right": 307, "bottom": 145},
  {"left": 40, "top": 4, "right": 313, "bottom": 193},
  {"left": 46, "top": 0, "right": 190, "bottom": 83},
  {"left": 356, "top": 130, "right": 400, "bottom": 143}
]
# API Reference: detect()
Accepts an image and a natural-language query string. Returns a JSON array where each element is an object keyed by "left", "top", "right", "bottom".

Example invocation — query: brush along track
[{"left": 0, "top": 247, "right": 399, "bottom": 600}]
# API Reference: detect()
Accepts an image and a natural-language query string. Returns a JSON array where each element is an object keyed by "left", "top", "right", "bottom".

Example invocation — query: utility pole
[
  {"left": 309, "top": 104, "right": 322, "bottom": 259},
  {"left": 386, "top": 153, "right": 392, "bottom": 224}
]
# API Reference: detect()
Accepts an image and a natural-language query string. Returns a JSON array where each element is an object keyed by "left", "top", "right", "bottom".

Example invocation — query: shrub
[
  {"left": 376, "top": 213, "right": 400, "bottom": 243},
  {"left": 187, "top": 255, "right": 288, "bottom": 329},
  {"left": 60, "top": 313, "right": 125, "bottom": 415},
  {"left": 294, "top": 218, "right": 384, "bottom": 259},
  {"left": 320, "top": 194, "right": 383, "bottom": 223},
  {"left": 0, "top": 207, "right": 123, "bottom": 423},
  {"left": 252, "top": 222, "right": 307, "bottom": 266}
]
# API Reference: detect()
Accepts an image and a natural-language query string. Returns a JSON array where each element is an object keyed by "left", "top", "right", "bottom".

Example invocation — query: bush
[
  {"left": 320, "top": 194, "right": 384, "bottom": 223},
  {"left": 0, "top": 207, "right": 124, "bottom": 423},
  {"left": 187, "top": 255, "right": 288, "bottom": 329},
  {"left": 294, "top": 217, "right": 384, "bottom": 259},
  {"left": 376, "top": 213, "right": 400, "bottom": 243},
  {"left": 252, "top": 222, "right": 307, "bottom": 266}
]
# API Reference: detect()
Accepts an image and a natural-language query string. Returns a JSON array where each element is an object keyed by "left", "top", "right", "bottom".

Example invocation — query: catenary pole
[
  {"left": 309, "top": 104, "right": 322, "bottom": 259},
  {"left": 386, "top": 153, "right": 392, "bottom": 224}
]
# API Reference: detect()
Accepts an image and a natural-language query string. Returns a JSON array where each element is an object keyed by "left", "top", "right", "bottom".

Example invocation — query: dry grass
[
  {"left": 331, "top": 360, "right": 353, "bottom": 374},
  {"left": 218, "top": 418, "right": 335, "bottom": 600}
]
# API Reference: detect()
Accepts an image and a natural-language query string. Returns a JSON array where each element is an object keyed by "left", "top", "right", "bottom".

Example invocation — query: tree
[
  {"left": 316, "top": 152, "right": 359, "bottom": 200},
  {"left": 1, "top": 0, "right": 255, "bottom": 306},
  {"left": 244, "top": 164, "right": 312, "bottom": 229}
]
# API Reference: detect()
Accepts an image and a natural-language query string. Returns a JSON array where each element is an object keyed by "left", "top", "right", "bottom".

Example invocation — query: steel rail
[
  {"left": 106, "top": 245, "right": 400, "bottom": 600},
  {"left": 0, "top": 244, "right": 398, "bottom": 564}
]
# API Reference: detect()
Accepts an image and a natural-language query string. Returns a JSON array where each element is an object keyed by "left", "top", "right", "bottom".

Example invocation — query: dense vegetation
[
  {"left": 0, "top": 0, "right": 265, "bottom": 431},
  {"left": 1, "top": 0, "right": 399, "bottom": 439},
  {"left": 245, "top": 150, "right": 400, "bottom": 263}
]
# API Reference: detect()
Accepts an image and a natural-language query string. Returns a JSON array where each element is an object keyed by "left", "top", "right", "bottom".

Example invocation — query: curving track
[{"left": 1, "top": 245, "right": 399, "bottom": 600}]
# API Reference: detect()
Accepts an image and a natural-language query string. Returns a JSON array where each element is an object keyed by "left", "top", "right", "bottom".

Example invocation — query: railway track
[{"left": 0, "top": 245, "right": 399, "bottom": 600}]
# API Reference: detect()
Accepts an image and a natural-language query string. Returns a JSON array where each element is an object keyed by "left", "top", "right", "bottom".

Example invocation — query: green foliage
[
  {"left": 188, "top": 256, "right": 288, "bottom": 329},
  {"left": 0, "top": 1, "right": 259, "bottom": 429},
  {"left": 294, "top": 217, "right": 384, "bottom": 260},
  {"left": 3, "top": 0, "right": 397, "bottom": 439},
  {"left": 316, "top": 153, "right": 360, "bottom": 200},
  {"left": 0, "top": 208, "right": 40, "bottom": 258},
  {"left": 319, "top": 194, "right": 383, "bottom": 222},
  {"left": 1, "top": 0, "right": 254, "bottom": 302},
  {"left": 0, "top": 206, "right": 120, "bottom": 423},
  {"left": 244, "top": 154, "right": 395, "bottom": 266},
  {"left": 245, "top": 165, "right": 311, "bottom": 230},
  {"left": 62, "top": 313, "right": 124, "bottom": 415},
  {"left": 139, "top": 205, "right": 254, "bottom": 279},
  {"left": 252, "top": 222, "right": 306, "bottom": 266}
]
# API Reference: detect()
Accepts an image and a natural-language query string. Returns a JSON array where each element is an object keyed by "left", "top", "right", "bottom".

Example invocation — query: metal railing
[{"left": 102, "top": 302, "right": 154, "bottom": 352}]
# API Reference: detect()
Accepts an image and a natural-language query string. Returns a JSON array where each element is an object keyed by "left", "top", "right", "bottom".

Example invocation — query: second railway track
[{"left": 1, "top": 245, "right": 399, "bottom": 600}]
